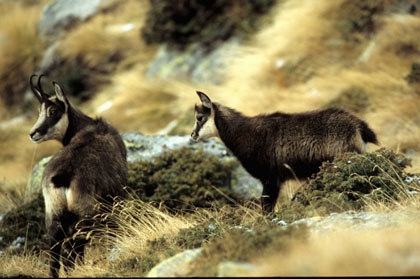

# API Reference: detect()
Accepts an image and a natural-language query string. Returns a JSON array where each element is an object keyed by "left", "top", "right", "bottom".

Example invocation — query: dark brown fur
[
  {"left": 197, "top": 100, "right": 378, "bottom": 213},
  {"left": 30, "top": 76, "right": 127, "bottom": 277},
  {"left": 43, "top": 105, "right": 127, "bottom": 277}
]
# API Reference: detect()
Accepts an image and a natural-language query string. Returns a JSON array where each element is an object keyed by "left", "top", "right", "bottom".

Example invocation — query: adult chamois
[
  {"left": 29, "top": 75, "right": 127, "bottom": 277},
  {"left": 191, "top": 91, "right": 378, "bottom": 213}
]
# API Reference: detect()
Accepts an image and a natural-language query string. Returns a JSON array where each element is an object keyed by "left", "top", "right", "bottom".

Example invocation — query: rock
[
  {"left": 38, "top": 42, "right": 62, "bottom": 74},
  {"left": 217, "top": 261, "right": 257, "bottom": 277},
  {"left": 146, "top": 38, "right": 241, "bottom": 84},
  {"left": 38, "top": 0, "right": 111, "bottom": 39},
  {"left": 24, "top": 156, "right": 51, "bottom": 202},
  {"left": 25, "top": 133, "right": 263, "bottom": 201},
  {"left": 146, "top": 248, "right": 202, "bottom": 277}
]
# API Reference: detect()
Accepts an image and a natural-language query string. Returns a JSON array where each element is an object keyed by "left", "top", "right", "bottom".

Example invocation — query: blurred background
[{"left": 1, "top": 0, "right": 420, "bottom": 213}]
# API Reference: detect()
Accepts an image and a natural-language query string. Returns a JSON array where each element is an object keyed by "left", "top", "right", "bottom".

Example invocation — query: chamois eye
[
  {"left": 197, "top": 116, "right": 203, "bottom": 122},
  {"left": 49, "top": 107, "right": 58, "bottom": 117}
]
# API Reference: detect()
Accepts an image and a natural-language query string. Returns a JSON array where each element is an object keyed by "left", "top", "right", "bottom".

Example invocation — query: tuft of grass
[
  {"left": 0, "top": 251, "right": 48, "bottom": 278},
  {"left": 82, "top": 196, "right": 195, "bottom": 277}
]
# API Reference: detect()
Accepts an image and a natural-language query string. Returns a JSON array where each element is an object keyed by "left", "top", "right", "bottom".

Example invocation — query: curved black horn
[
  {"left": 30, "top": 74, "right": 42, "bottom": 102},
  {"left": 37, "top": 74, "right": 48, "bottom": 101}
]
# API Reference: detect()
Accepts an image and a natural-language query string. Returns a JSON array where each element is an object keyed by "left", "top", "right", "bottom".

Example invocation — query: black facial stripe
[
  {"left": 35, "top": 114, "right": 63, "bottom": 135},
  {"left": 195, "top": 116, "right": 209, "bottom": 135},
  {"left": 35, "top": 102, "right": 65, "bottom": 135}
]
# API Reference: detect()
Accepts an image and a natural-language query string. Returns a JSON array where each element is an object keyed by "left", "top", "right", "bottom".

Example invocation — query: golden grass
[
  {"left": 0, "top": 251, "right": 48, "bottom": 277},
  {"left": 252, "top": 220, "right": 420, "bottom": 276},
  {"left": 0, "top": 0, "right": 49, "bottom": 108},
  {"left": 59, "top": 0, "right": 155, "bottom": 72}
]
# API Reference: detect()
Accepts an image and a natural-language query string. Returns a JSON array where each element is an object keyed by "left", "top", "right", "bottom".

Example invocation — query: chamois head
[
  {"left": 29, "top": 75, "right": 69, "bottom": 144},
  {"left": 191, "top": 91, "right": 219, "bottom": 141}
]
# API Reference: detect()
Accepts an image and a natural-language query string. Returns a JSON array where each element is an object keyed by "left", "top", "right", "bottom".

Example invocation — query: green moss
[
  {"left": 0, "top": 193, "right": 46, "bottom": 253},
  {"left": 127, "top": 147, "right": 242, "bottom": 211},
  {"left": 141, "top": 0, "right": 277, "bottom": 50},
  {"left": 324, "top": 86, "right": 370, "bottom": 113},
  {"left": 276, "top": 148, "right": 414, "bottom": 223}
]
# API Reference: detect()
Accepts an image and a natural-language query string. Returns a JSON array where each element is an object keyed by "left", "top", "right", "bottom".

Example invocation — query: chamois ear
[
  {"left": 53, "top": 82, "right": 68, "bottom": 108},
  {"left": 196, "top": 91, "right": 212, "bottom": 109}
]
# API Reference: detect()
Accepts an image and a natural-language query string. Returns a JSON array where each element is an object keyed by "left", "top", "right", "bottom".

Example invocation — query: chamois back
[{"left": 191, "top": 91, "right": 378, "bottom": 213}]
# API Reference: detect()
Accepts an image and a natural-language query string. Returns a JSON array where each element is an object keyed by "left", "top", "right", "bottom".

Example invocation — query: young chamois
[
  {"left": 29, "top": 75, "right": 127, "bottom": 277},
  {"left": 191, "top": 91, "right": 378, "bottom": 213}
]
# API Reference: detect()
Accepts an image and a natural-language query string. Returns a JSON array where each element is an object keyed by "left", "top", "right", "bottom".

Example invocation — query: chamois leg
[
  {"left": 62, "top": 238, "right": 76, "bottom": 274},
  {"left": 261, "top": 179, "right": 281, "bottom": 214},
  {"left": 62, "top": 237, "right": 87, "bottom": 274},
  {"left": 47, "top": 217, "right": 65, "bottom": 278}
]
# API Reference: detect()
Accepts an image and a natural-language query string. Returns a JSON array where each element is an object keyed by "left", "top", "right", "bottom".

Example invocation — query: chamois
[
  {"left": 191, "top": 91, "right": 378, "bottom": 213},
  {"left": 29, "top": 75, "right": 127, "bottom": 277}
]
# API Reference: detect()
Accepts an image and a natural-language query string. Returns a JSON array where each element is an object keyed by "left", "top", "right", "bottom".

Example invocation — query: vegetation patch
[
  {"left": 324, "top": 86, "right": 370, "bottom": 113},
  {"left": 0, "top": 1, "right": 45, "bottom": 108},
  {"left": 127, "top": 147, "right": 242, "bottom": 211},
  {"left": 104, "top": 204, "right": 305, "bottom": 277},
  {"left": 336, "top": 0, "right": 389, "bottom": 40},
  {"left": 405, "top": 62, "right": 420, "bottom": 94},
  {"left": 0, "top": 193, "right": 46, "bottom": 254},
  {"left": 189, "top": 218, "right": 307, "bottom": 277},
  {"left": 276, "top": 148, "right": 416, "bottom": 223},
  {"left": 141, "top": 0, "right": 276, "bottom": 50}
]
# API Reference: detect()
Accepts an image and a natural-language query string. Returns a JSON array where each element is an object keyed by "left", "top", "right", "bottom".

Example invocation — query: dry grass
[
  {"left": 86, "top": 70, "right": 198, "bottom": 134},
  {"left": 58, "top": 0, "right": 155, "bottom": 73},
  {"left": 0, "top": 0, "right": 49, "bottom": 108},
  {"left": 252, "top": 220, "right": 420, "bottom": 276},
  {"left": 0, "top": 251, "right": 48, "bottom": 277}
]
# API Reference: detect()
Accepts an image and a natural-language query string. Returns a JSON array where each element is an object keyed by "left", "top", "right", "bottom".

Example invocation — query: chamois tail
[{"left": 360, "top": 121, "right": 378, "bottom": 145}]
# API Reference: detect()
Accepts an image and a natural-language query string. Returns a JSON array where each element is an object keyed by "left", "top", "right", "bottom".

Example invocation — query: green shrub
[
  {"left": 405, "top": 62, "right": 420, "bottom": 87},
  {"left": 141, "top": 0, "right": 276, "bottom": 50},
  {"left": 337, "top": 0, "right": 390, "bottom": 40},
  {"left": 277, "top": 148, "right": 415, "bottom": 222},
  {"left": 127, "top": 147, "right": 242, "bottom": 211},
  {"left": 44, "top": 55, "right": 115, "bottom": 103}
]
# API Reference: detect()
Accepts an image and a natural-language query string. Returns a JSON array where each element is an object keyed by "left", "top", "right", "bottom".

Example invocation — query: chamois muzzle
[
  {"left": 29, "top": 130, "right": 41, "bottom": 142},
  {"left": 190, "top": 131, "right": 198, "bottom": 141}
]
